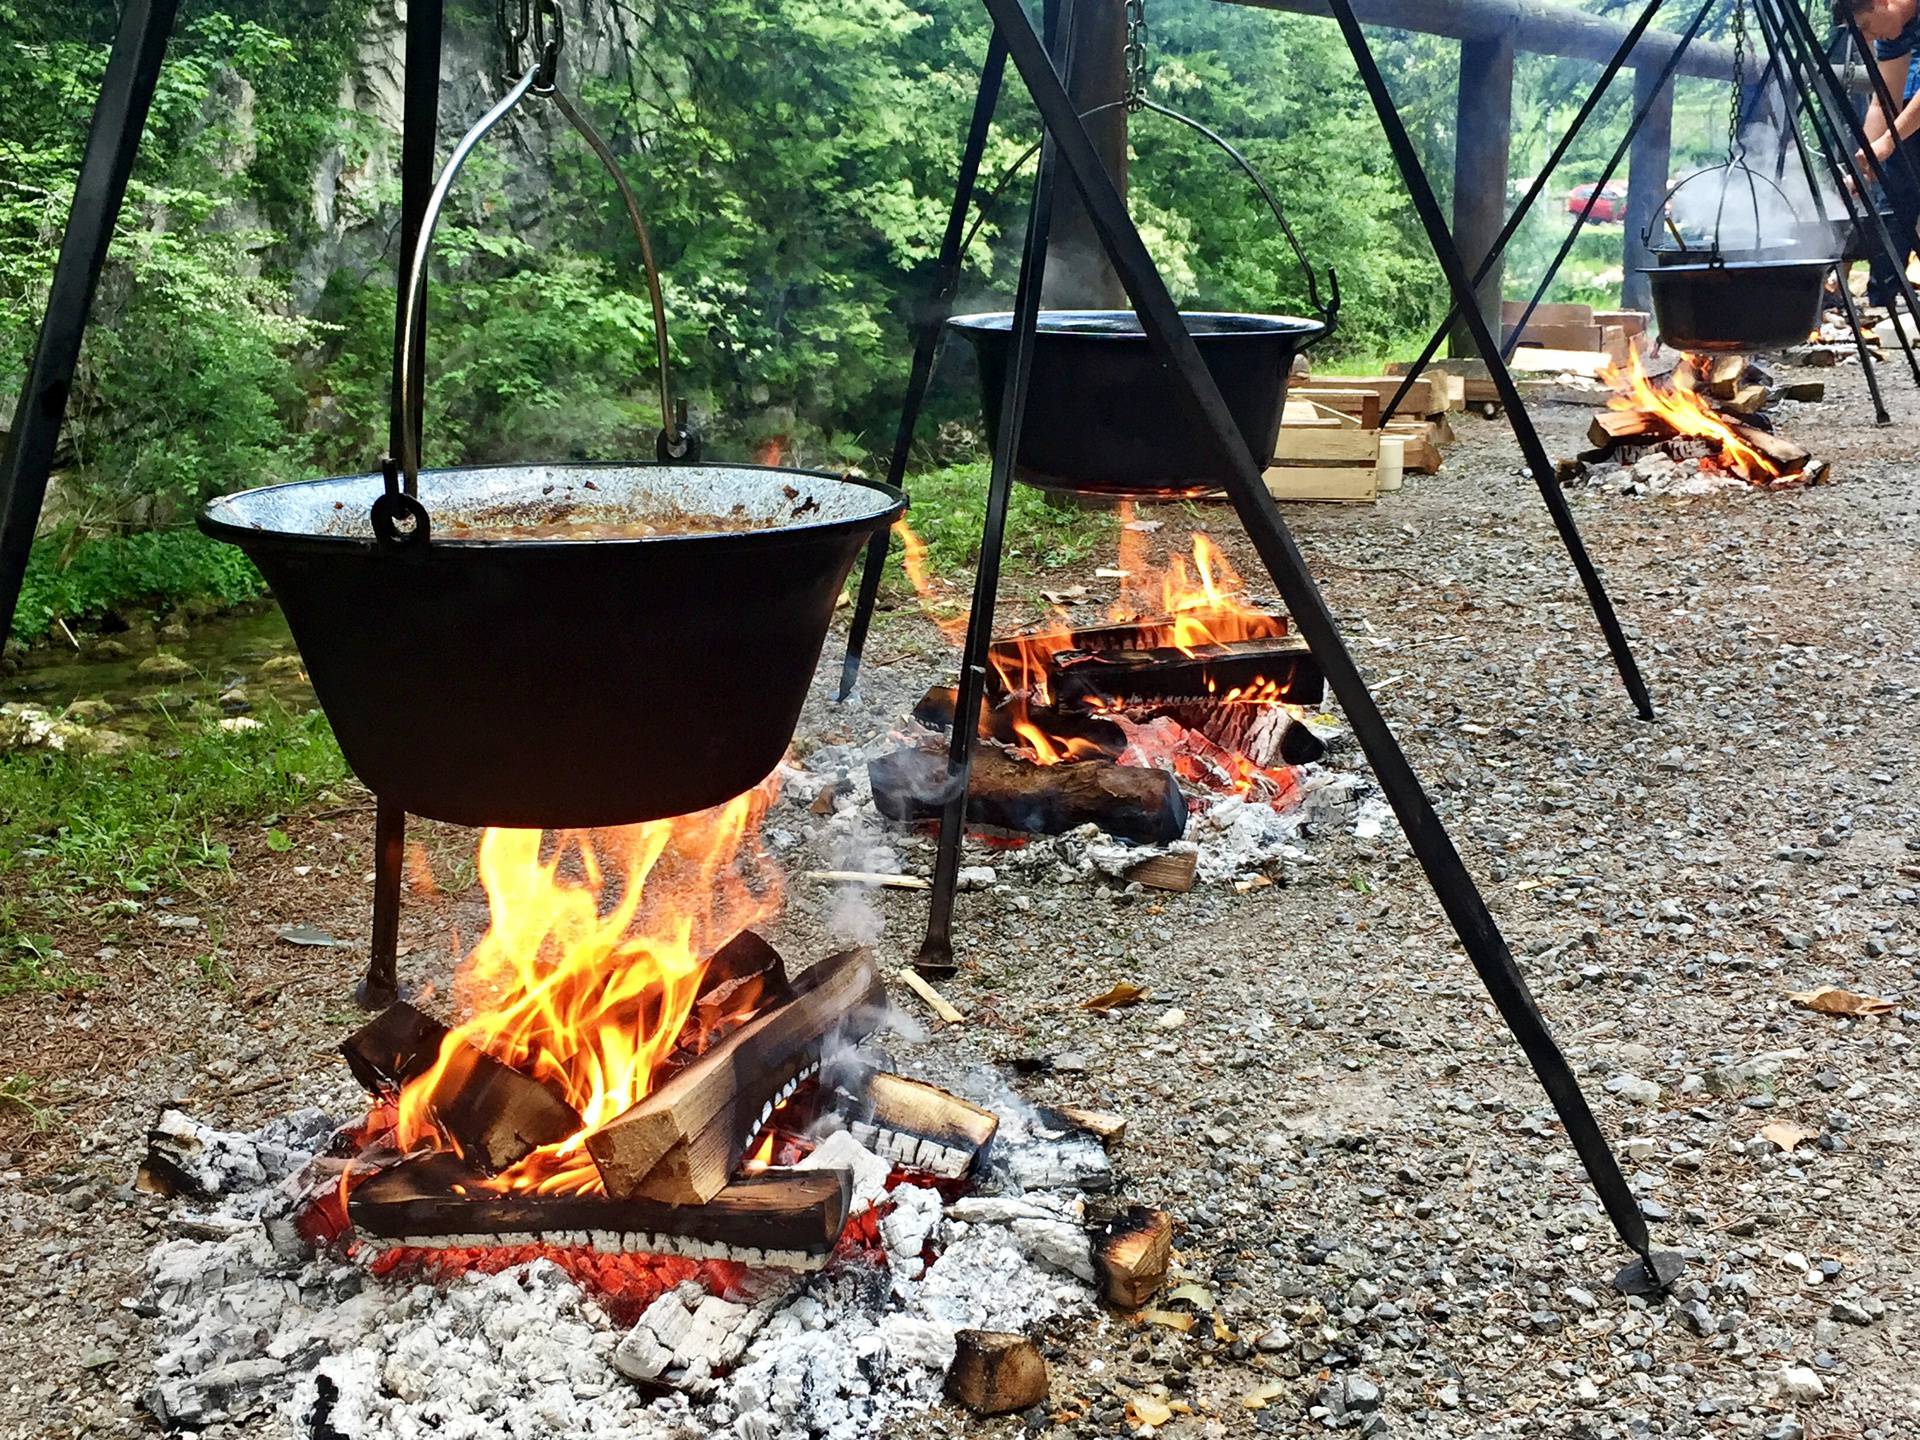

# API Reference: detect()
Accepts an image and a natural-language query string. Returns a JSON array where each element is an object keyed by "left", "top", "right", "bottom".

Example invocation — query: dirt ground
[{"left": 2, "top": 354, "right": 1916, "bottom": 1439}]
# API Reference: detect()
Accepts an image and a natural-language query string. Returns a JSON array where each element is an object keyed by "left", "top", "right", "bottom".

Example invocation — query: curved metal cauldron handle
[
  {"left": 381, "top": 68, "right": 695, "bottom": 545},
  {"left": 1641, "top": 160, "right": 1803, "bottom": 268},
  {"left": 960, "top": 98, "right": 1340, "bottom": 343}
]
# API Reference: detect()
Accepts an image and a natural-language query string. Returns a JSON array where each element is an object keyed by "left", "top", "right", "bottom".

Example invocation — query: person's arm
[
  {"left": 1857, "top": 52, "right": 1915, "bottom": 178},
  {"left": 1861, "top": 54, "right": 1908, "bottom": 142}
]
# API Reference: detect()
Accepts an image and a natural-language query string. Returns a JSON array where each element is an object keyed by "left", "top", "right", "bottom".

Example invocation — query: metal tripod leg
[
  {"left": 963, "top": 0, "right": 1672, "bottom": 1286},
  {"left": 358, "top": 799, "right": 408, "bottom": 1009},
  {"left": 918, "top": 7, "right": 1074, "bottom": 975},
  {"left": 0, "top": 0, "right": 181, "bottom": 638},
  {"left": 839, "top": 40, "right": 1010, "bottom": 702}
]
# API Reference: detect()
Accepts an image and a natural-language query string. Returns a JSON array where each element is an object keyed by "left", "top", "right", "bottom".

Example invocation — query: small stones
[
  {"left": 1827, "top": 1297, "right": 1879, "bottom": 1327},
  {"left": 1605, "top": 1073, "right": 1661, "bottom": 1105},
  {"left": 1774, "top": 1365, "right": 1827, "bottom": 1402}
]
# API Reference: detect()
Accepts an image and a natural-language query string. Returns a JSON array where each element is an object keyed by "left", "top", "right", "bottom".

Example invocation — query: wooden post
[
  {"left": 1042, "top": 0, "right": 1129, "bottom": 309},
  {"left": 1623, "top": 64, "right": 1675, "bottom": 316},
  {"left": 1449, "top": 32, "right": 1515, "bottom": 357}
]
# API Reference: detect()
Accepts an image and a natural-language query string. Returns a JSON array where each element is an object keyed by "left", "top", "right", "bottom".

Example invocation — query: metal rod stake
[{"left": 839, "top": 38, "right": 1010, "bottom": 702}]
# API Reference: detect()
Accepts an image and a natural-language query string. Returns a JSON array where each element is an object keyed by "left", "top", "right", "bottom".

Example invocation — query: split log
[
  {"left": 1587, "top": 409, "right": 1675, "bottom": 452},
  {"left": 587, "top": 949, "right": 884, "bottom": 1205},
  {"left": 869, "top": 745, "right": 1188, "bottom": 846},
  {"left": 1705, "top": 354, "right": 1747, "bottom": 397},
  {"left": 1780, "top": 379, "right": 1826, "bottom": 402},
  {"left": 341, "top": 1002, "right": 450, "bottom": 1097},
  {"left": 1038, "top": 1105, "right": 1128, "bottom": 1146},
  {"left": 912, "top": 685, "right": 1125, "bottom": 759},
  {"left": 1150, "top": 701, "right": 1323, "bottom": 769},
  {"left": 1726, "top": 418, "right": 1809, "bottom": 475},
  {"left": 664, "top": 930, "right": 791, "bottom": 1073},
  {"left": 417, "top": 1042, "right": 584, "bottom": 1175},
  {"left": 832, "top": 1070, "right": 999, "bottom": 1178},
  {"left": 1093, "top": 1205, "right": 1174, "bottom": 1309},
  {"left": 1722, "top": 383, "right": 1771, "bottom": 417},
  {"left": 342, "top": 1005, "right": 584, "bottom": 1175},
  {"left": 946, "top": 1331, "right": 1050, "bottom": 1415},
  {"left": 348, "top": 1152, "right": 852, "bottom": 1266}
]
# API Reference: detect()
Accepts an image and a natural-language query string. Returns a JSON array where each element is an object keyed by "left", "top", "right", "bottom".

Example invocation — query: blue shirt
[{"left": 1875, "top": 19, "right": 1920, "bottom": 102}]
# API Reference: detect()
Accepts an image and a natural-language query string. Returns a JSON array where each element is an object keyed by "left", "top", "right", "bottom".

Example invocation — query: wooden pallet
[{"left": 1265, "top": 400, "right": 1385, "bottom": 503}]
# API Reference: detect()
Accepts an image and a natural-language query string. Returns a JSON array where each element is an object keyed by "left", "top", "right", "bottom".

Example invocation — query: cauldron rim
[
  {"left": 1636, "top": 256, "right": 1837, "bottom": 276},
  {"left": 948, "top": 309, "right": 1328, "bottom": 342},
  {"left": 198, "top": 460, "right": 906, "bottom": 555}
]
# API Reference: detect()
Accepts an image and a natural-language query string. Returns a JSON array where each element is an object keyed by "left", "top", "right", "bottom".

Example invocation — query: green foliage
[
  {"left": 3, "top": 0, "right": 1743, "bottom": 634},
  {"left": 11, "top": 527, "right": 265, "bottom": 642},
  {"left": 0, "top": 703, "right": 348, "bottom": 917}
]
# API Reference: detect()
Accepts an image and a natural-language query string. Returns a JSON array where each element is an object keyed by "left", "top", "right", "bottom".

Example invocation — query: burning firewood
[
  {"left": 348, "top": 1152, "right": 852, "bottom": 1268},
  {"left": 340, "top": 1004, "right": 582, "bottom": 1175},
  {"left": 587, "top": 949, "right": 884, "bottom": 1206},
  {"left": 946, "top": 1330, "right": 1050, "bottom": 1415},
  {"left": 1049, "top": 635, "right": 1322, "bottom": 713},
  {"left": 868, "top": 744, "right": 1188, "bottom": 846}
]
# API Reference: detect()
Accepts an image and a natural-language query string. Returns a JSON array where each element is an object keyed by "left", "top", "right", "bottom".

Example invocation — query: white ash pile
[{"left": 136, "top": 1080, "right": 1130, "bottom": 1439}]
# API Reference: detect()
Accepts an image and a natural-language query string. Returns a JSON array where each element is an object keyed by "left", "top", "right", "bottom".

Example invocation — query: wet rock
[{"left": 136, "top": 652, "right": 194, "bottom": 681}]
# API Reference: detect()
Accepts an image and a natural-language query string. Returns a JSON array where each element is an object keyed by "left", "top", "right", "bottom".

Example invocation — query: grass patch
[
  {"left": 886, "top": 462, "right": 1117, "bottom": 586},
  {"left": 0, "top": 702, "right": 349, "bottom": 939}
]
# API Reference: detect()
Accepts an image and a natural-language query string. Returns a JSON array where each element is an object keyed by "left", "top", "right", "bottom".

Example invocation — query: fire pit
[{"left": 1571, "top": 351, "right": 1831, "bottom": 494}]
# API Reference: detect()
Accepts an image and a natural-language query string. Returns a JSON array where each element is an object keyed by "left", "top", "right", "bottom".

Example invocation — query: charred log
[
  {"left": 830, "top": 1071, "right": 999, "bottom": 1178},
  {"left": 869, "top": 745, "right": 1188, "bottom": 845},
  {"left": 1050, "top": 635, "right": 1323, "bottom": 713},
  {"left": 348, "top": 1152, "right": 852, "bottom": 1266}
]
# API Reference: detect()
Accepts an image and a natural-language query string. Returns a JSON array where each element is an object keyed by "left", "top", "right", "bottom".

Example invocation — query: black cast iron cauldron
[
  {"left": 948, "top": 310, "right": 1328, "bottom": 497},
  {"left": 1641, "top": 259, "right": 1834, "bottom": 354},
  {"left": 200, "top": 463, "right": 904, "bottom": 828}
]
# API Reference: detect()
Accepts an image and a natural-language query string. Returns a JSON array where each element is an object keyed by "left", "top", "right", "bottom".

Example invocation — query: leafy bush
[{"left": 10, "top": 528, "right": 266, "bottom": 642}]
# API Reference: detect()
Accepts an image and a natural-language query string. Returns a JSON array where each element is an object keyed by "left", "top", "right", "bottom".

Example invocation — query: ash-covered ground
[{"left": 2, "top": 356, "right": 1917, "bottom": 1439}]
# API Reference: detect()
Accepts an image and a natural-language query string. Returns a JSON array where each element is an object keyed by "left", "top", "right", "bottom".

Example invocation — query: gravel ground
[{"left": 2, "top": 355, "right": 1916, "bottom": 1439}]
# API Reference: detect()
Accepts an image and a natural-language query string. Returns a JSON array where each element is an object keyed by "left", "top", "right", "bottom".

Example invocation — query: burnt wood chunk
[
  {"left": 834, "top": 1071, "right": 999, "bottom": 1177},
  {"left": 428, "top": 1043, "right": 585, "bottom": 1175},
  {"left": 946, "top": 1331, "right": 1050, "bottom": 1415},
  {"left": 1125, "top": 852, "right": 1198, "bottom": 894},
  {"left": 869, "top": 745, "right": 1187, "bottom": 846},
  {"left": 1093, "top": 1206, "right": 1174, "bottom": 1310},
  {"left": 669, "top": 930, "right": 792, "bottom": 1069},
  {"left": 1050, "top": 635, "right": 1323, "bottom": 713},
  {"left": 587, "top": 949, "right": 884, "bottom": 1206},
  {"left": 1038, "top": 1104, "right": 1128, "bottom": 1146},
  {"left": 341, "top": 1002, "right": 451, "bottom": 1097},
  {"left": 912, "top": 685, "right": 1126, "bottom": 759},
  {"left": 348, "top": 1152, "right": 852, "bottom": 1261}
]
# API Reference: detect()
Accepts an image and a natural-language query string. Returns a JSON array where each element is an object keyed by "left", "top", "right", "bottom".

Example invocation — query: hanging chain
[
  {"left": 1124, "top": 0, "right": 1149, "bottom": 112},
  {"left": 1727, "top": 0, "right": 1750, "bottom": 156},
  {"left": 497, "top": 0, "right": 532, "bottom": 80}
]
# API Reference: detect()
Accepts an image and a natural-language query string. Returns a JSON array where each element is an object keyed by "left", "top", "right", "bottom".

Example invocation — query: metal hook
[{"left": 532, "top": 0, "right": 563, "bottom": 93}]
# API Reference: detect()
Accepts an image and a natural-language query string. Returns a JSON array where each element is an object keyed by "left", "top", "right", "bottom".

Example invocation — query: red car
[{"left": 1567, "top": 181, "right": 1627, "bottom": 222}]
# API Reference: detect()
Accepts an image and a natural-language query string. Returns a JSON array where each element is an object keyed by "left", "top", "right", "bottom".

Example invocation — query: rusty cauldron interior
[{"left": 200, "top": 462, "right": 904, "bottom": 828}]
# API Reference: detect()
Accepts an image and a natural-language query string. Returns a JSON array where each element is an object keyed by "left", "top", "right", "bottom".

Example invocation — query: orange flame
[
  {"left": 391, "top": 781, "right": 781, "bottom": 1195},
  {"left": 1600, "top": 350, "right": 1781, "bottom": 483},
  {"left": 896, "top": 519, "right": 968, "bottom": 641}
]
